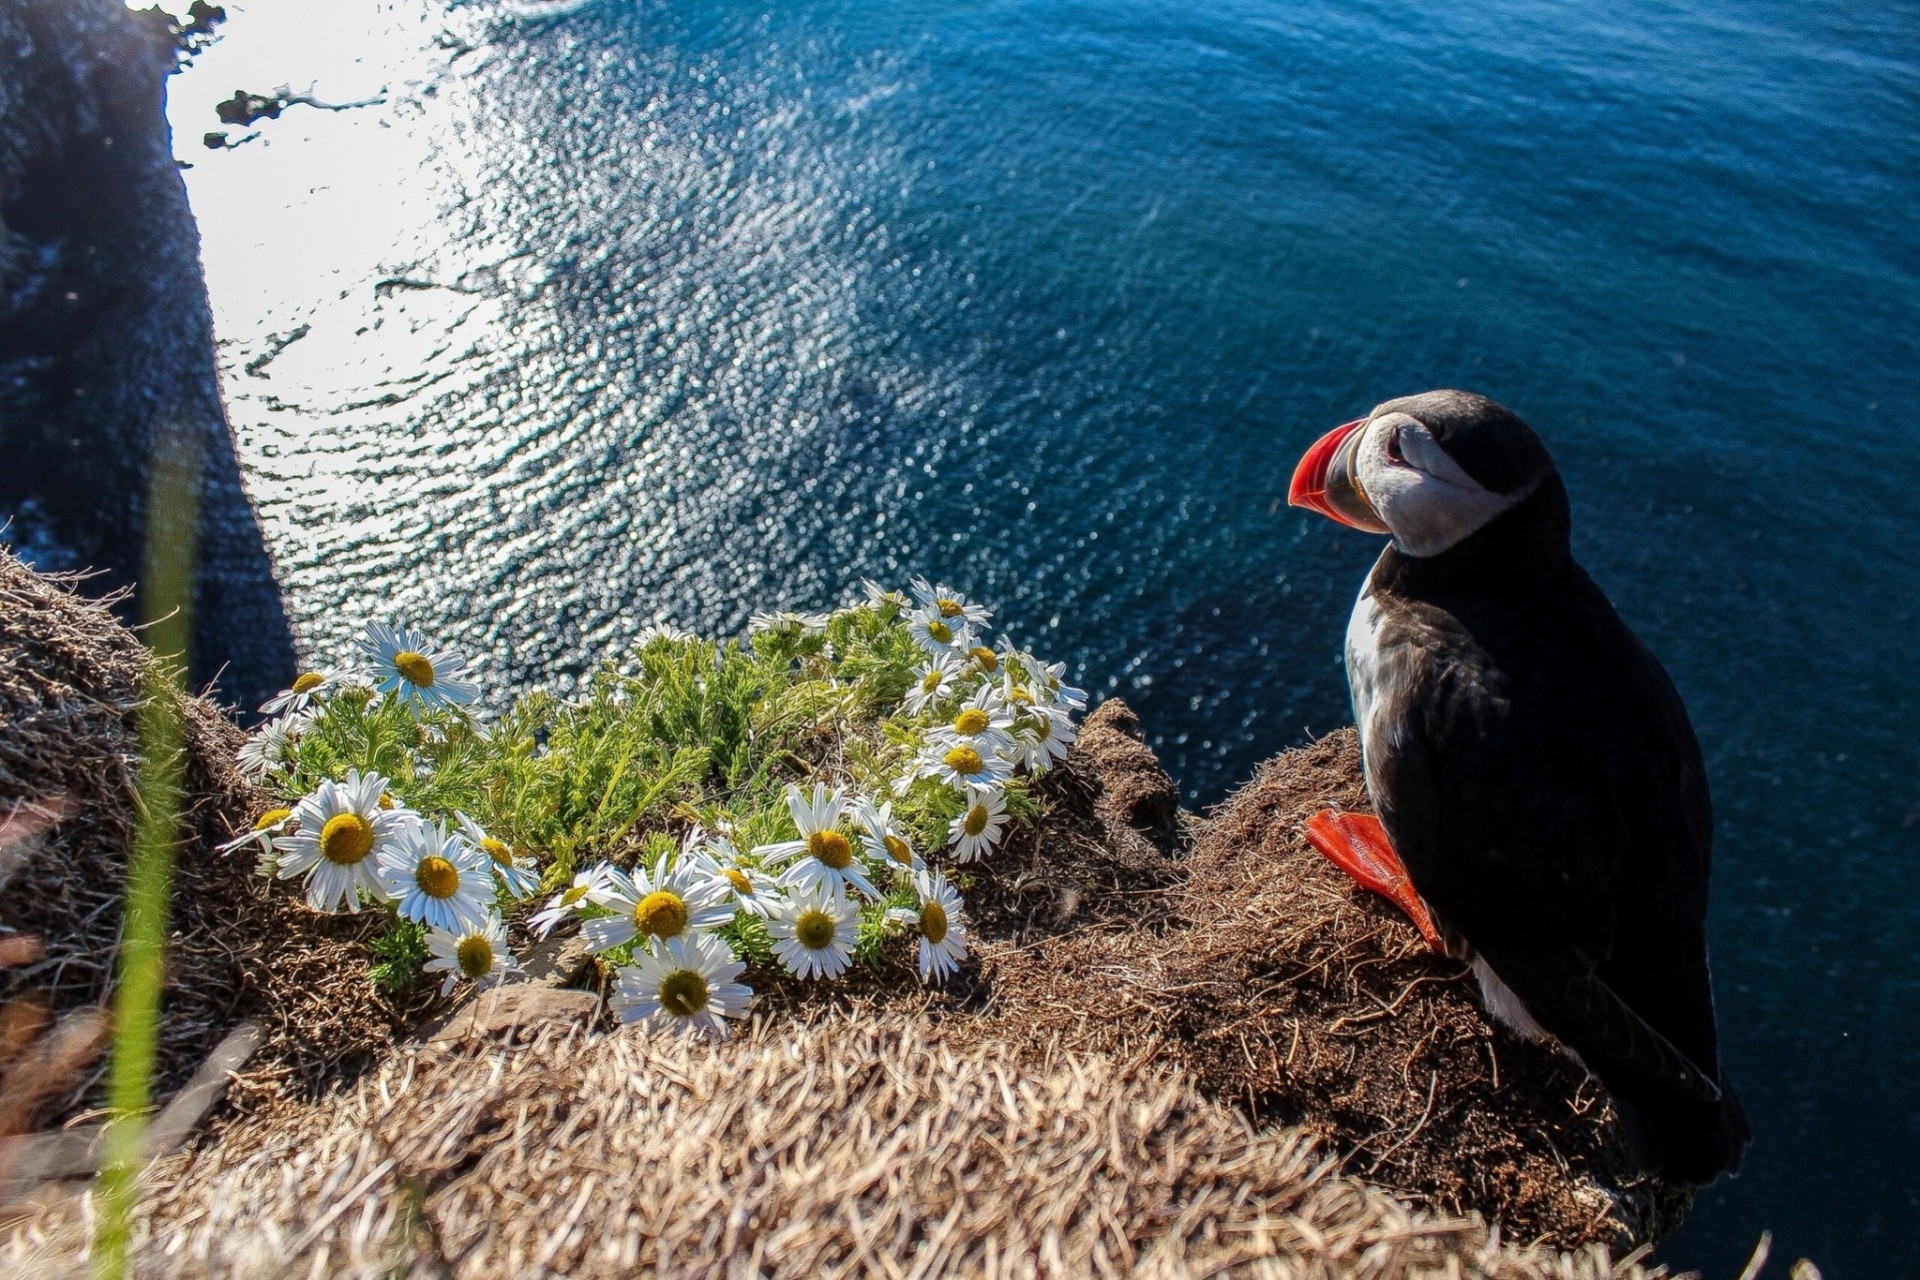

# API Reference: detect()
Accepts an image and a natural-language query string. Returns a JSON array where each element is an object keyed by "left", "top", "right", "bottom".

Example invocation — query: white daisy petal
[{"left": 611, "top": 933, "right": 751, "bottom": 1039}]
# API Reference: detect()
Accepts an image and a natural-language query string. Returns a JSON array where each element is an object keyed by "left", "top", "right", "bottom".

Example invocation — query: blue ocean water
[{"left": 172, "top": 0, "right": 1919, "bottom": 1271}]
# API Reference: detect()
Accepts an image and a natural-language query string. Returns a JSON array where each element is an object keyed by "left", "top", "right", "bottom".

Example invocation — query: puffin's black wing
[{"left": 1369, "top": 560, "right": 1746, "bottom": 1179}]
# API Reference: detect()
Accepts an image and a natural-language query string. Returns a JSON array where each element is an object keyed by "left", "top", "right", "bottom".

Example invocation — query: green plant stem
[{"left": 95, "top": 435, "right": 201, "bottom": 1279}]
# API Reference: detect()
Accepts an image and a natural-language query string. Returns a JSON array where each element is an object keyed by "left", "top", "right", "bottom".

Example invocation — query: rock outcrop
[{"left": 0, "top": 0, "right": 294, "bottom": 712}]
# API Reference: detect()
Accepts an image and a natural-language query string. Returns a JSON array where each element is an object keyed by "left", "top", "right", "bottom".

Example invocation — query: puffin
[{"left": 1286, "top": 389, "right": 1749, "bottom": 1185}]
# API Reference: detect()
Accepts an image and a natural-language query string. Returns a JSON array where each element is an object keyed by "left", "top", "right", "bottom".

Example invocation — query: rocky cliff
[{"left": 0, "top": 0, "right": 293, "bottom": 712}]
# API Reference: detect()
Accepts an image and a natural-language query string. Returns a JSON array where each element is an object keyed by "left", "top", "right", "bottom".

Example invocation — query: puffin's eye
[{"left": 1384, "top": 427, "right": 1407, "bottom": 465}]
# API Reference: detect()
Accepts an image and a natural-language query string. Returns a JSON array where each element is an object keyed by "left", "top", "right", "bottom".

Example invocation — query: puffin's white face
[{"left": 1350, "top": 412, "right": 1539, "bottom": 558}]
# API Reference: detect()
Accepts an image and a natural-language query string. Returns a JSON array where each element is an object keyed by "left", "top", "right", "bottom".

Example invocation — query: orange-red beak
[{"left": 1288, "top": 417, "right": 1390, "bottom": 534}]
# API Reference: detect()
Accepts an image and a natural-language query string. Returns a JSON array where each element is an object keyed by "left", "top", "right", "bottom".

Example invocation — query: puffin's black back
[{"left": 1359, "top": 399, "right": 1750, "bottom": 1183}]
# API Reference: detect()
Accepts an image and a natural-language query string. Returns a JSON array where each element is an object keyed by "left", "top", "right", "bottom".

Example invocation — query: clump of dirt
[
  {"left": 0, "top": 549, "right": 430, "bottom": 1124},
  {"left": 942, "top": 706, "right": 1691, "bottom": 1249}
]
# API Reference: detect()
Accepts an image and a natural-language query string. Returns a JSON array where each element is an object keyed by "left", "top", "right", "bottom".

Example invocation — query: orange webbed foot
[{"left": 1302, "top": 809, "right": 1445, "bottom": 953}]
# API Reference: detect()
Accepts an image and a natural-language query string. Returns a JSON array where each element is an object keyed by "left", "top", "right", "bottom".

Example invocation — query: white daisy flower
[
  {"left": 236, "top": 709, "right": 314, "bottom": 779},
  {"left": 1035, "top": 658, "right": 1088, "bottom": 711},
  {"left": 637, "top": 623, "right": 696, "bottom": 647},
  {"left": 909, "top": 578, "right": 992, "bottom": 627},
  {"left": 755, "top": 784, "right": 880, "bottom": 902},
  {"left": 612, "top": 932, "right": 752, "bottom": 1039},
  {"left": 861, "top": 578, "right": 908, "bottom": 618},
  {"left": 529, "top": 864, "right": 614, "bottom": 938},
  {"left": 423, "top": 916, "right": 518, "bottom": 997},
  {"left": 218, "top": 805, "right": 293, "bottom": 858},
  {"left": 888, "top": 871, "right": 969, "bottom": 983},
  {"left": 903, "top": 650, "right": 963, "bottom": 715},
  {"left": 359, "top": 622, "right": 479, "bottom": 712},
  {"left": 961, "top": 642, "right": 1005, "bottom": 676},
  {"left": 455, "top": 813, "right": 542, "bottom": 900},
  {"left": 259, "top": 668, "right": 344, "bottom": 716},
  {"left": 582, "top": 855, "right": 734, "bottom": 955},
  {"left": 688, "top": 835, "right": 784, "bottom": 918},
  {"left": 767, "top": 890, "right": 857, "bottom": 981},
  {"left": 906, "top": 607, "right": 972, "bottom": 657},
  {"left": 947, "top": 786, "right": 1011, "bottom": 863},
  {"left": 275, "top": 770, "right": 412, "bottom": 912},
  {"left": 1013, "top": 704, "right": 1079, "bottom": 774},
  {"left": 928, "top": 695, "right": 1016, "bottom": 756},
  {"left": 855, "top": 798, "right": 924, "bottom": 880},
  {"left": 913, "top": 737, "right": 1014, "bottom": 792},
  {"left": 376, "top": 820, "right": 495, "bottom": 934},
  {"left": 748, "top": 610, "right": 831, "bottom": 638}
]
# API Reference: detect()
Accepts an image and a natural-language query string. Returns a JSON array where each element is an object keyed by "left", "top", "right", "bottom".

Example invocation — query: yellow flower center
[
  {"left": 1009, "top": 684, "right": 1033, "bottom": 705},
  {"left": 953, "top": 708, "right": 990, "bottom": 736},
  {"left": 969, "top": 647, "right": 998, "bottom": 671},
  {"left": 943, "top": 746, "right": 985, "bottom": 777},
  {"left": 920, "top": 669, "right": 943, "bottom": 693},
  {"left": 393, "top": 650, "right": 436, "bottom": 688},
  {"left": 560, "top": 884, "right": 589, "bottom": 907},
  {"left": 456, "top": 935, "right": 494, "bottom": 979},
  {"left": 319, "top": 813, "right": 374, "bottom": 865},
  {"left": 926, "top": 619, "right": 953, "bottom": 645},
  {"left": 807, "top": 830, "right": 853, "bottom": 870},
  {"left": 1033, "top": 716, "right": 1052, "bottom": 741},
  {"left": 884, "top": 834, "right": 913, "bottom": 866},
  {"left": 290, "top": 672, "right": 327, "bottom": 695},
  {"left": 634, "top": 890, "right": 689, "bottom": 939},
  {"left": 658, "top": 969, "right": 709, "bottom": 1017},
  {"left": 920, "top": 902, "right": 949, "bottom": 945},
  {"left": 963, "top": 804, "right": 990, "bottom": 837},
  {"left": 479, "top": 836, "right": 514, "bottom": 867},
  {"left": 378, "top": 793, "right": 396, "bottom": 810},
  {"left": 937, "top": 599, "right": 964, "bottom": 618},
  {"left": 795, "top": 909, "right": 836, "bottom": 950},
  {"left": 253, "top": 806, "right": 292, "bottom": 831},
  {"left": 724, "top": 868, "right": 753, "bottom": 895},
  {"left": 415, "top": 855, "right": 461, "bottom": 898}
]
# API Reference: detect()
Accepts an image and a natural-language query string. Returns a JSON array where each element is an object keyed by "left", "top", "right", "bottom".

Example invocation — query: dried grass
[
  {"left": 0, "top": 548, "right": 431, "bottom": 1125},
  {"left": 2, "top": 1016, "right": 1663, "bottom": 1280}
]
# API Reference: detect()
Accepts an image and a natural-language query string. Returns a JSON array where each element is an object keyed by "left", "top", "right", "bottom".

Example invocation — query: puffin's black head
[{"left": 1288, "top": 390, "right": 1561, "bottom": 558}]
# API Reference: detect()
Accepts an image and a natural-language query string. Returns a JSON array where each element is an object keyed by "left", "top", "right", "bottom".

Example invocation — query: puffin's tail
[{"left": 1612, "top": 1072, "right": 1751, "bottom": 1185}]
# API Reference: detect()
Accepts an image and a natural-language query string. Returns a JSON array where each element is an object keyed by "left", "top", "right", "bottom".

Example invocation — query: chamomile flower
[
  {"left": 903, "top": 650, "right": 963, "bottom": 715},
  {"left": 906, "top": 607, "right": 972, "bottom": 657},
  {"left": 861, "top": 578, "right": 908, "bottom": 618},
  {"left": 276, "top": 770, "right": 412, "bottom": 913},
  {"left": 689, "top": 835, "right": 783, "bottom": 918},
  {"left": 259, "top": 668, "right": 344, "bottom": 716},
  {"left": 423, "top": 916, "right": 517, "bottom": 997},
  {"left": 218, "top": 805, "right": 293, "bottom": 858},
  {"left": 888, "top": 871, "right": 969, "bottom": 983},
  {"left": 947, "top": 786, "right": 1011, "bottom": 863},
  {"left": 909, "top": 578, "right": 992, "bottom": 627},
  {"left": 914, "top": 737, "right": 1014, "bottom": 792},
  {"left": 756, "top": 784, "right": 880, "bottom": 902},
  {"left": 928, "top": 696, "right": 1016, "bottom": 757},
  {"left": 1013, "top": 703, "right": 1079, "bottom": 773},
  {"left": 530, "top": 865, "right": 613, "bottom": 938},
  {"left": 376, "top": 820, "right": 495, "bottom": 934},
  {"left": 1035, "top": 657, "right": 1088, "bottom": 711},
  {"left": 582, "top": 856, "right": 734, "bottom": 955},
  {"left": 767, "top": 890, "right": 857, "bottom": 981},
  {"left": 455, "top": 813, "right": 541, "bottom": 900},
  {"left": 855, "top": 798, "right": 924, "bottom": 880},
  {"left": 360, "top": 622, "right": 478, "bottom": 712},
  {"left": 636, "top": 623, "right": 696, "bottom": 647},
  {"left": 748, "top": 610, "right": 830, "bottom": 638},
  {"left": 236, "top": 710, "right": 313, "bottom": 780},
  {"left": 612, "top": 932, "right": 751, "bottom": 1040}
]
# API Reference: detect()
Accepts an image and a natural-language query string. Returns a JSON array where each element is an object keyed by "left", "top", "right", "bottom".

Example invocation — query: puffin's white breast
[{"left": 1344, "top": 585, "right": 1392, "bottom": 769}]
